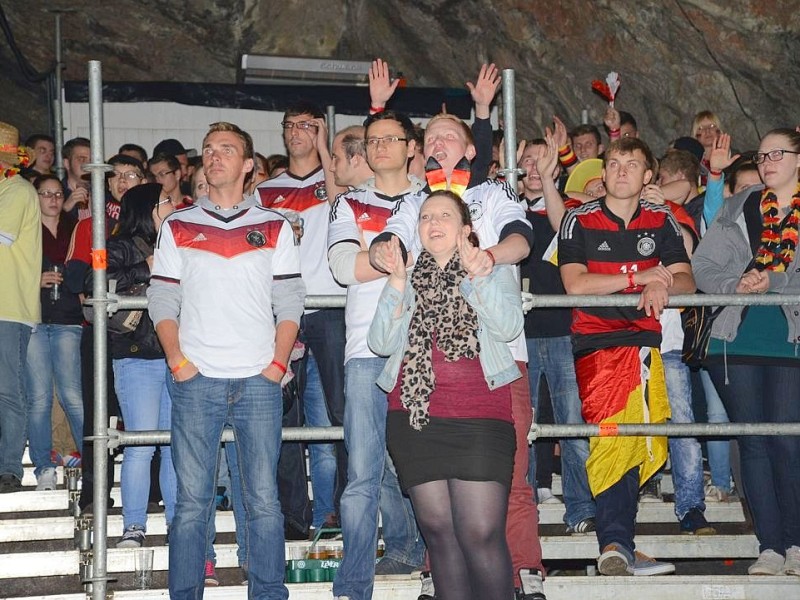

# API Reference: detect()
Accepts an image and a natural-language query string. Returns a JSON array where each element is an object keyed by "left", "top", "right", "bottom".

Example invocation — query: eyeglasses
[
  {"left": 753, "top": 149, "right": 800, "bottom": 164},
  {"left": 37, "top": 190, "right": 64, "bottom": 199},
  {"left": 153, "top": 169, "right": 177, "bottom": 180},
  {"left": 281, "top": 121, "right": 318, "bottom": 131},
  {"left": 366, "top": 136, "right": 408, "bottom": 148},
  {"left": 110, "top": 170, "right": 142, "bottom": 181},
  {"left": 695, "top": 124, "right": 718, "bottom": 134}
]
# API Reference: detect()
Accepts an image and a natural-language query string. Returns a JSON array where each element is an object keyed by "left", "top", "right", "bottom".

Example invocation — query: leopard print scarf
[{"left": 401, "top": 249, "right": 480, "bottom": 430}]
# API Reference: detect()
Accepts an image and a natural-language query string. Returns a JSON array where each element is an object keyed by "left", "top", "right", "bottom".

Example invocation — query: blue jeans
[
  {"left": 168, "top": 372, "right": 288, "bottom": 600},
  {"left": 526, "top": 336, "right": 595, "bottom": 527},
  {"left": 662, "top": 351, "right": 705, "bottom": 519},
  {"left": 333, "top": 357, "right": 388, "bottom": 600},
  {"left": 300, "top": 309, "right": 347, "bottom": 515},
  {"left": 0, "top": 321, "right": 31, "bottom": 480},
  {"left": 25, "top": 324, "right": 84, "bottom": 475},
  {"left": 205, "top": 441, "right": 246, "bottom": 567},
  {"left": 380, "top": 447, "right": 425, "bottom": 567},
  {"left": 113, "top": 358, "right": 177, "bottom": 530},
  {"left": 303, "top": 352, "right": 337, "bottom": 528},
  {"left": 708, "top": 363, "right": 800, "bottom": 553},
  {"left": 596, "top": 466, "right": 638, "bottom": 557},
  {"left": 699, "top": 369, "right": 732, "bottom": 492}
]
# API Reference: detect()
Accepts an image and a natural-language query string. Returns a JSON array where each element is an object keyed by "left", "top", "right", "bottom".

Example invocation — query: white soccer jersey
[
  {"left": 257, "top": 167, "right": 345, "bottom": 310},
  {"left": 382, "top": 179, "right": 531, "bottom": 362},
  {"left": 328, "top": 187, "right": 428, "bottom": 363},
  {"left": 151, "top": 202, "right": 301, "bottom": 378}
]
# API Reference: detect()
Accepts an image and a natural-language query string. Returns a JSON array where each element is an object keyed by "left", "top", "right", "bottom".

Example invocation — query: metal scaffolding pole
[
  {"left": 500, "top": 69, "right": 523, "bottom": 189},
  {"left": 85, "top": 60, "right": 113, "bottom": 600},
  {"left": 51, "top": 11, "right": 66, "bottom": 180},
  {"left": 326, "top": 105, "right": 336, "bottom": 149}
]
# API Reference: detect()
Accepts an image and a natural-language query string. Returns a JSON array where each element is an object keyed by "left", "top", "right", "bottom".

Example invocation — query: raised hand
[
  {"left": 709, "top": 132, "right": 740, "bottom": 174},
  {"left": 369, "top": 58, "right": 399, "bottom": 109},
  {"left": 604, "top": 106, "right": 621, "bottom": 133},
  {"left": 385, "top": 236, "right": 407, "bottom": 282},
  {"left": 466, "top": 63, "right": 500, "bottom": 119},
  {"left": 535, "top": 132, "right": 559, "bottom": 182},
  {"left": 641, "top": 184, "right": 666, "bottom": 205},
  {"left": 552, "top": 115, "right": 568, "bottom": 149}
]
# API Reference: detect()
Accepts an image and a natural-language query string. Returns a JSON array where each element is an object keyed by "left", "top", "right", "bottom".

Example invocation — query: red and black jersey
[{"left": 558, "top": 198, "right": 689, "bottom": 356}]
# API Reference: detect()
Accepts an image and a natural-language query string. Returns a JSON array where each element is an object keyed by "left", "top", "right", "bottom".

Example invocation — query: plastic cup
[{"left": 133, "top": 548, "right": 154, "bottom": 590}]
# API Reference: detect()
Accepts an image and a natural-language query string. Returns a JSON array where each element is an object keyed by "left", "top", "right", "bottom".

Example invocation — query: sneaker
[
  {"left": 537, "top": 487, "right": 562, "bottom": 505},
  {"left": 782, "top": 546, "right": 800, "bottom": 576},
  {"left": 679, "top": 508, "right": 716, "bottom": 535},
  {"left": 0, "top": 473, "right": 22, "bottom": 494},
  {"left": 418, "top": 570, "right": 435, "bottom": 599},
  {"left": 633, "top": 551, "right": 675, "bottom": 576},
  {"left": 204, "top": 560, "right": 219, "bottom": 586},
  {"left": 639, "top": 479, "right": 662, "bottom": 503},
  {"left": 566, "top": 517, "right": 596, "bottom": 535},
  {"left": 36, "top": 467, "right": 58, "bottom": 491},
  {"left": 597, "top": 543, "right": 633, "bottom": 576},
  {"left": 116, "top": 524, "right": 146, "bottom": 548},
  {"left": 374, "top": 556, "right": 417, "bottom": 575},
  {"left": 516, "top": 567, "right": 546, "bottom": 600},
  {"left": 64, "top": 452, "right": 82, "bottom": 468},
  {"left": 748, "top": 549, "right": 785, "bottom": 575}
]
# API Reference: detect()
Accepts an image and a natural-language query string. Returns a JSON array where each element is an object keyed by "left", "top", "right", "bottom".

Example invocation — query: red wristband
[
  {"left": 369, "top": 106, "right": 385, "bottom": 115},
  {"left": 709, "top": 169, "right": 723, "bottom": 178},
  {"left": 270, "top": 359, "right": 287, "bottom": 375},
  {"left": 627, "top": 271, "right": 635, "bottom": 289},
  {"left": 485, "top": 249, "right": 496, "bottom": 267}
]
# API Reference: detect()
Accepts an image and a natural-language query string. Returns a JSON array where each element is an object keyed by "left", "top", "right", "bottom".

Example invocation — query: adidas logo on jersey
[
  {"left": 597, "top": 241, "right": 611, "bottom": 251},
  {"left": 192, "top": 233, "right": 208, "bottom": 242},
  {"left": 357, "top": 212, "right": 371, "bottom": 223}
]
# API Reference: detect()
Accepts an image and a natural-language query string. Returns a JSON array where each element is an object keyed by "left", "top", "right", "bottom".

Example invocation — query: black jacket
[{"left": 99, "top": 235, "right": 164, "bottom": 360}]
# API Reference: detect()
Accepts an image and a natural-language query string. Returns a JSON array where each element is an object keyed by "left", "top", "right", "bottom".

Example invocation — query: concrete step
[
  {"left": 0, "top": 534, "right": 760, "bottom": 580},
  {"left": 6, "top": 575, "right": 798, "bottom": 600}
]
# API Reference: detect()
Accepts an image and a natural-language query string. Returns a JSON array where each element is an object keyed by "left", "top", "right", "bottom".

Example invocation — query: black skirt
[{"left": 386, "top": 411, "right": 515, "bottom": 492}]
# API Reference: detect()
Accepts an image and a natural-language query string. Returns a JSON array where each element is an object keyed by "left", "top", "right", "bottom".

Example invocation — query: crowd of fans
[{"left": 1, "top": 57, "right": 799, "bottom": 600}]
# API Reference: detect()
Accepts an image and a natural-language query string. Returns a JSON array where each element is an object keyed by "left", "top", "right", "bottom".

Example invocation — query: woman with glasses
[
  {"left": 25, "top": 175, "right": 84, "bottom": 490},
  {"left": 105, "top": 182, "right": 178, "bottom": 548},
  {"left": 692, "top": 128, "right": 800, "bottom": 577},
  {"left": 691, "top": 110, "right": 722, "bottom": 184}
]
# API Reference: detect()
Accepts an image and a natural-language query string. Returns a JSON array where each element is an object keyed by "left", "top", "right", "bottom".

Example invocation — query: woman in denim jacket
[{"left": 367, "top": 190, "right": 523, "bottom": 600}]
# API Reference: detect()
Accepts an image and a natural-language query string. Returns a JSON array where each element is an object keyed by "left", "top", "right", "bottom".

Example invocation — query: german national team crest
[
  {"left": 246, "top": 230, "right": 266, "bottom": 247},
  {"left": 314, "top": 184, "right": 328, "bottom": 201},
  {"left": 468, "top": 202, "right": 483, "bottom": 221},
  {"left": 637, "top": 236, "right": 655, "bottom": 257}
]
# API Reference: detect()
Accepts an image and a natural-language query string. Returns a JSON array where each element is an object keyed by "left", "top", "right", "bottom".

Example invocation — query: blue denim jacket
[{"left": 368, "top": 264, "right": 523, "bottom": 393}]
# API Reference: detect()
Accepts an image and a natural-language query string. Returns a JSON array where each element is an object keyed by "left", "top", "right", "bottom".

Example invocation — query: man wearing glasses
[
  {"left": 150, "top": 153, "right": 192, "bottom": 208},
  {"left": 327, "top": 110, "right": 427, "bottom": 600},
  {"left": 257, "top": 101, "right": 348, "bottom": 543}
]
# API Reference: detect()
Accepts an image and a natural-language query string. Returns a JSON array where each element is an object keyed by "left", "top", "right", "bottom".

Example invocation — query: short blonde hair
[
  {"left": 425, "top": 113, "right": 475, "bottom": 147},
  {"left": 691, "top": 110, "right": 721, "bottom": 136}
]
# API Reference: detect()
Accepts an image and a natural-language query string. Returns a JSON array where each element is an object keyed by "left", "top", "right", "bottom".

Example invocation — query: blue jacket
[{"left": 368, "top": 265, "right": 524, "bottom": 393}]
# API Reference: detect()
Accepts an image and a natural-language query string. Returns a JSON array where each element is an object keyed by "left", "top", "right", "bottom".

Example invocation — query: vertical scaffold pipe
[
  {"left": 327, "top": 105, "right": 336, "bottom": 150},
  {"left": 87, "top": 60, "right": 110, "bottom": 600},
  {"left": 501, "top": 69, "right": 519, "bottom": 190}
]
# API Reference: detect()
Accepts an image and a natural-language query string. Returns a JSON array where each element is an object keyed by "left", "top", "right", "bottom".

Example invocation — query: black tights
[{"left": 408, "top": 479, "right": 513, "bottom": 600}]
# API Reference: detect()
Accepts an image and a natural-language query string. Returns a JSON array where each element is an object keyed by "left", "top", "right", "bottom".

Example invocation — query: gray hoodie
[{"left": 691, "top": 185, "right": 800, "bottom": 345}]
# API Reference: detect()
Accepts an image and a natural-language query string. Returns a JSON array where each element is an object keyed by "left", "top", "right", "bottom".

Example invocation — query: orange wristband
[
  {"left": 627, "top": 271, "right": 635, "bottom": 289},
  {"left": 170, "top": 357, "right": 189, "bottom": 374}
]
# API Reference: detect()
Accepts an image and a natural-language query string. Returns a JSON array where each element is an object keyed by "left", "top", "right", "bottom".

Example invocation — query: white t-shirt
[
  {"left": 257, "top": 168, "right": 345, "bottom": 310},
  {"left": 381, "top": 180, "right": 531, "bottom": 362},
  {"left": 151, "top": 202, "right": 301, "bottom": 378},
  {"left": 328, "top": 187, "right": 427, "bottom": 363}
]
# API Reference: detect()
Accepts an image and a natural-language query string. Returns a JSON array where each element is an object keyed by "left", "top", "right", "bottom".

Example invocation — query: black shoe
[
  {"left": 566, "top": 517, "right": 596, "bottom": 535},
  {"left": 679, "top": 507, "right": 716, "bottom": 535},
  {"left": 516, "top": 567, "right": 546, "bottom": 600},
  {"left": 284, "top": 521, "right": 309, "bottom": 541},
  {"left": 0, "top": 474, "right": 21, "bottom": 493}
]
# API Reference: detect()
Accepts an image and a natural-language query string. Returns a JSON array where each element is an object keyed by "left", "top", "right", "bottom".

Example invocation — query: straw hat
[
  {"left": 0, "top": 121, "right": 31, "bottom": 166},
  {"left": 564, "top": 158, "right": 604, "bottom": 195}
]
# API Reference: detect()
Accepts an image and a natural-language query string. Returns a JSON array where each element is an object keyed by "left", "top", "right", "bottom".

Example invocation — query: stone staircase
[{"left": 2, "top": 455, "right": 797, "bottom": 599}]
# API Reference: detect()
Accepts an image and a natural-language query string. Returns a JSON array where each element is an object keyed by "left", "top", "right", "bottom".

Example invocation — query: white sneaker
[
  {"left": 748, "top": 549, "right": 784, "bottom": 575},
  {"left": 782, "top": 546, "right": 800, "bottom": 576},
  {"left": 704, "top": 483, "right": 730, "bottom": 503},
  {"left": 36, "top": 467, "right": 57, "bottom": 491}
]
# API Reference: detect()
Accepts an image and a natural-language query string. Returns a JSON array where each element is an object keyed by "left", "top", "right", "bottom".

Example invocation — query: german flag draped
[{"left": 575, "top": 346, "right": 670, "bottom": 497}]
